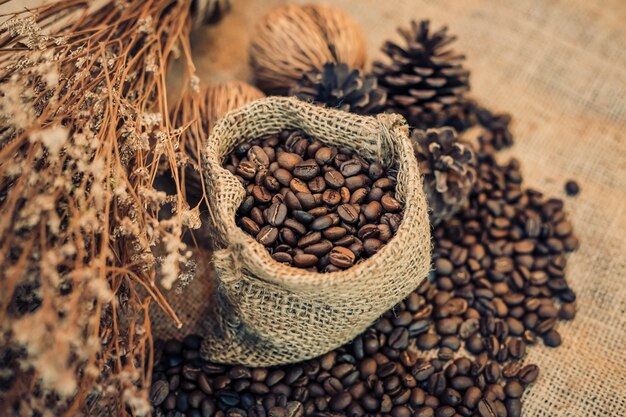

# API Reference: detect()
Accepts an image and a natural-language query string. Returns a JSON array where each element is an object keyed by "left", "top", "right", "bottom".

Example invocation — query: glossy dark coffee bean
[
  {"left": 293, "top": 254, "right": 318, "bottom": 268},
  {"left": 362, "top": 201, "right": 383, "bottom": 221},
  {"left": 266, "top": 203, "right": 288, "bottom": 226},
  {"left": 310, "top": 215, "right": 334, "bottom": 231},
  {"left": 293, "top": 160, "right": 320, "bottom": 180},
  {"left": 257, "top": 226, "right": 278, "bottom": 245},
  {"left": 277, "top": 152, "right": 302, "bottom": 171},
  {"left": 329, "top": 246, "right": 356, "bottom": 268},
  {"left": 324, "top": 170, "right": 345, "bottom": 188}
]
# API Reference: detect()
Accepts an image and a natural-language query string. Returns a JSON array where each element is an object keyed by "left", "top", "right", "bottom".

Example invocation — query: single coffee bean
[
  {"left": 329, "top": 246, "right": 356, "bottom": 268},
  {"left": 363, "top": 238, "right": 383, "bottom": 257},
  {"left": 257, "top": 226, "right": 278, "bottom": 245},
  {"left": 369, "top": 162, "right": 384, "bottom": 180},
  {"left": 340, "top": 159, "right": 363, "bottom": 177},
  {"left": 339, "top": 186, "right": 351, "bottom": 203},
  {"left": 311, "top": 215, "right": 334, "bottom": 231},
  {"left": 307, "top": 206, "right": 328, "bottom": 217},
  {"left": 290, "top": 178, "right": 310, "bottom": 194},
  {"left": 293, "top": 160, "right": 320, "bottom": 180},
  {"left": 240, "top": 217, "right": 260, "bottom": 236},
  {"left": 374, "top": 177, "right": 395, "bottom": 190},
  {"left": 248, "top": 145, "right": 270, "bottom": 167},
  {"left": 236, "top": 160, "right": 258, "bottom": 180},
  {"left": 345, "top": 174, "right": 369, "bottom": 191},
  {"left": 381, "top": 194, "right": 402, "bottom": 212},
  {"left": 477, "top": 398, "right": 497, "bottom": 417},
  {"left": 350, "top": 187, "right": 369, "bottom": 204},
  {"left": 518, "top": 364, "right": 539, "bottom": 385},
  {"left": 304, "top": 240, "right": 333, "bottom": 256},
  {"left": 543, "top": 329, "right": 562, "bottom": 347},
  {"left": 315, "top": 147, "right": 335, "bottom": 165},
  {"left": 277, "top": 152, "right": 302, "bottom": 171},
  {"left": 274, "top": 168, "right": 293, "bottom": 187},
  {"left": 564, "top": 180, "right": 579, "bottom": 196},
  {"left": 297, "top": 232, "right": 321, "bottom": 248},
  {"left": 329, "top": 392, "right": 351, "bottom": 411},
  {"left": 308, "top": 176, "right": 326, "bottom": 193},
  {"left": 321, "top": 189, "right": 341, "bottom": 207},
  {"left": 150, "top": 380, "right": 169, "bottom": 406},
  {"left": 292, "top": 210, "right": 314, "bottom": 224},
  {"left": 295, "top": 192, "right": 316, "bottom": 210},
  {"left": 324, "top": 170, "right": 345, "bottom": 188},
  {"left": 337, "top": 204, "right": 360, "bottom": 224},
  {"left": 323, "top": 226, "right": 346, "bottom": 240},
  {"left": 266, "top": 203, "right": 288, "bottom": 226},
  {"left": 363, "top": 201, "right": 383, "bottom": 221},
  {"left": 252, "top": 185, "right": 272, "bottom": 204},
  {"left": 293, "top": 253, "right": 318, "bottom": 268},
  {"left": 272, "top": 252, "right": 293, "bottom": 264}
]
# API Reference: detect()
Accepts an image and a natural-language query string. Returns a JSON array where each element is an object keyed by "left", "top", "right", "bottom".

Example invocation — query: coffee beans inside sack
[{"left": 226, "top": 129, "right": 404, "bottom": 272}]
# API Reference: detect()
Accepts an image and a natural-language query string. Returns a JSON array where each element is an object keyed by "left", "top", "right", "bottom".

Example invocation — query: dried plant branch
[{"left": 0, "top": 0, "right": 200, "bottom": 415}]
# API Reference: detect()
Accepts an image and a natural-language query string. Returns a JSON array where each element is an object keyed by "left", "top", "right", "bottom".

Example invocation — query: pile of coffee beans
[
  {"left": 226, "top": 130, "right": 403, "bottom": 272},
  {"left": 151, "top": 131, "right": 578, "bottom": 417}
]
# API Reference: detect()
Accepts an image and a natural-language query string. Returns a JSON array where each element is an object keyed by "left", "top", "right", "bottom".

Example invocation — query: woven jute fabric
[
  {"left": 157, "top": 0, "right": 626, "bottom": 414},
  {"left": 193, "top": 96, "right": 430, "bottom": 366}
]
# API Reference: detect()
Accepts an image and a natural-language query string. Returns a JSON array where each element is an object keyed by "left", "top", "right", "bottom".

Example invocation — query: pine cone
[
  {"left": 373, "top": 20, "right": 470, "bottom": 129},
  {"left": 412, "top": 127, "right": 476, "bottom": 225},
  {"left": 290, "top": 63, "right": 387, "bottom": 115}
]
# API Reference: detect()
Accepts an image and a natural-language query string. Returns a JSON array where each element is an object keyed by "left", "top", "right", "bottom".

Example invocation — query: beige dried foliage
[
  {"left": 172, "top": 80, "right": 265, "bottom": 200},
  {"left": 0, "top": 1, "right": 199, "bottom": 416},
  {"left": 250, "top": 3, "right": 367, "bottom": 93}
]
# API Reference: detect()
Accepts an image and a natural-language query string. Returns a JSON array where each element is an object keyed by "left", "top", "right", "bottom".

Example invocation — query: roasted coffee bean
[
  {"left": 310, "top": 215, "right": 334, "bottom": 231},
  {"left": 240, "top": 217, "right": 260, "bottom": 236},
  {"left": 350, "top": 187, "right": 369, "bottom": 204},
  {"left": 266, "top": 203, "right": 288, "bottom": 226},
  {"left": 304, "top": 240, "right": 333, "bottom": 256},
  {"left": 293, "top": 160, "right": 320, "bottom": 180},
  {"left": 565, "top": 180, "right": 580, "bottom": 196},
  {"left": 336, "top": 204, "right": 360, "bottom": 223},
  {"left": 315, "top": 147, "right": 335, "bottom": 165},
  {"left": 363, "top": 238, "right": 383, "bottom": 257},
  {"left": 274, "top": 168, "right": 293, "bottom": 187},
  {"left": 329, "top": 392, "right": 352, "bottom": 411},
  {"left": 321, "top": 189, "right": 341, "bottom": 207},
  {"left": 297, "top": 232, "right": 321, "bottom": 248},
  {"left": 308, "top": 176, "right": 326, "bottom": 193},
  {"left": 329, "top": 246, "right": 356, "bottom": 268},
  {"left": 293, "top": 254, "right": 318, "bottom": 268},
  {"left": 477, "top": 398, "right": 497, "bottom": 417},
  {"left": 257, "top": 226, "right": 278, "bottom": 245},
  {"left": 237, "top": 160, "right": 257, "bottom": 179},
  {"left": 340, "top": 159, "right": 363, "bottom": 177},
  {"left": 362, "top": 201, "right": 383, "bottom": 221},
  {"left": 518, "top": 364, "right": 539, "bottom": 385},
  {"left": 150, "top": 380, "right": 169, "bottom": 406},
  {"left": 381, "top": 195, "right": 402, "bottom": 212},
  {"left": 322, "top": 226, "right": 346, "bottom": 241},
  {"left": 324, "top": 170, "right": 345, "bottom": 188},
  {"left": 277, "top": 152, "right": 302, "bottom": 171},
  {"left": 283, "top": 218, "right": 306, "bottom": 235}
]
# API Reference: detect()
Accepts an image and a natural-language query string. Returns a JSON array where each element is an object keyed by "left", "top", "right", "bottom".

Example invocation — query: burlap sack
[{"left": 198, "top": 96, "right": 430, "bottom": 366}]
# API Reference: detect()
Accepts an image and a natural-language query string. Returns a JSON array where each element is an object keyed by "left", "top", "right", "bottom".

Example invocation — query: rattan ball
[{"left": 249, "top": 4, "right": 367, "bottom": 93}]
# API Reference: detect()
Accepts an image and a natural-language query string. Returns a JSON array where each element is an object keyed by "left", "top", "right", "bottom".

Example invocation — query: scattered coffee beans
[
  {"left": 228, "top": 130, "right": 403, "bottom": 272},
  {"left": 152, "top": 126, "right": 578, "bottom": 417}
]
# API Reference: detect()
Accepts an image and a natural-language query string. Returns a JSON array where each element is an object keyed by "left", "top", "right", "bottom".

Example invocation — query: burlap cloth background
[{"left": 155, "top": 1, "right": 626, "bottom": 416}]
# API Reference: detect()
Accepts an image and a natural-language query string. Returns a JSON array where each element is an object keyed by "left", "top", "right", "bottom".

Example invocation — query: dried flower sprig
[{"left": 0, "top": 1, "right": 199, "bottom": 416}]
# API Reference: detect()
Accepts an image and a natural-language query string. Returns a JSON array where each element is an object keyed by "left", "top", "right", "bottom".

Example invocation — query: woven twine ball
[
  {"left": 184, "top": 80, "right": 265, "bottom": 197},
  {"left": 249, "top": 4, "right": 367, "bottom": 93}
]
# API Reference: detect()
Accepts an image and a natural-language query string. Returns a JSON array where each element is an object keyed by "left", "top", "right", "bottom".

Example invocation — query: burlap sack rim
[{"left": 203, "top": 96, "right": 428, "bottom": 291}]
